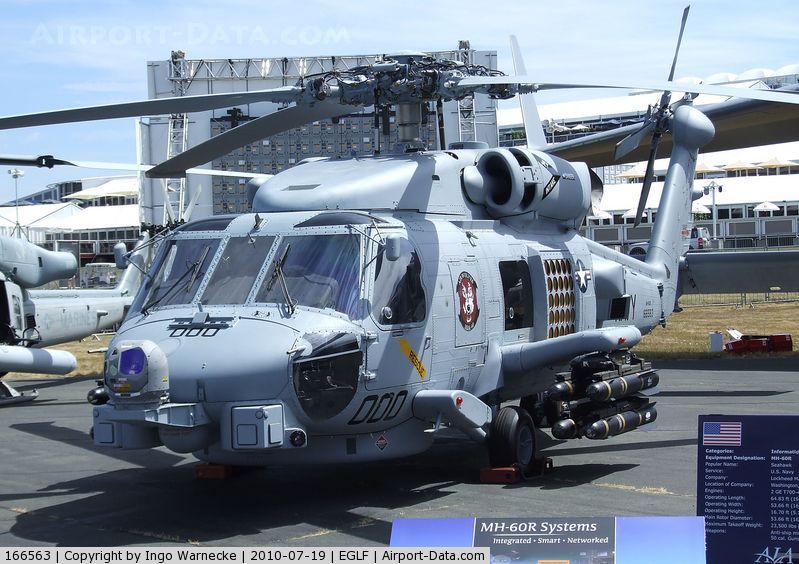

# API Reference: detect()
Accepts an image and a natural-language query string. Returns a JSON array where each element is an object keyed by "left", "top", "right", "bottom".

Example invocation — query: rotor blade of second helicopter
[{"left": 147, "top": 101, "right": 350, "bottom": 178}]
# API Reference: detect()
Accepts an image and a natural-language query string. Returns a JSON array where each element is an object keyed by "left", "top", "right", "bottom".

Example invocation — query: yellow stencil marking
[{"left": 400, "top": 338, "right": 426, "bottom": 380}]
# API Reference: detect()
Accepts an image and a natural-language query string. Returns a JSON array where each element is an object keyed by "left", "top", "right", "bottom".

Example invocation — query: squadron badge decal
[{"left": 456, "top": 272, "right": 480, "bottom": 331}]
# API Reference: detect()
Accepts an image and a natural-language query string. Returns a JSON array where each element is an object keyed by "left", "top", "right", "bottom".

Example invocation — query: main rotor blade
[
  {"left": 182, "top": 184, "right": 203, "bottom": 223},
  {"left": 459, "top": 76, "right": 799, "bottom": 106},
  {"left": 635, "top": 134, "right": 661, "bottom": 227},
  {"left": 510, "top": 35, "right": 546, "bottom": 148},
  {"left": 0, "top": 154, "right": 76, "bottom": 168},
  {"left": 614, "top": 121, "right": 656, "bottom": 161},
  {"left": 0, "top": 154, "right": 262, "bottom": 178},
  {"left": 161, "top": 180, "right": 177, "bottom": 224},
  {"left": 147, "top": 100, "right": 350, "bottom": 178},
  {"left": 0, "top": 87, "right": 301, "bottom": 130}
]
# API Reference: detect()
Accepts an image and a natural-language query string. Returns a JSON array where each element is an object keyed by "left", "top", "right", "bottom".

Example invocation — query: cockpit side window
[
  {"left": 254, "top": 234, "right": 361, "bottom": 318},
  {"left": 201, "top": 236, "right": 275, "bottom": 305},
  {"left": 372, "top": 238, "right": 426, "bottom": 325}
]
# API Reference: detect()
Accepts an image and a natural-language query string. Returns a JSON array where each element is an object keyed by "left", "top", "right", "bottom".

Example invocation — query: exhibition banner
[
  {"left": 698, "top": 414, "right": 799, "bottom": 564},
  {"left": 391, "top": 516, "right": 705, "bottom": 563}
]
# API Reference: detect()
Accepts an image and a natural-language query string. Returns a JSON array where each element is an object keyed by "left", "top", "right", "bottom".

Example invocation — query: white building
[{"left": 5, "top": 176, "right": 140, "bottom": 262}]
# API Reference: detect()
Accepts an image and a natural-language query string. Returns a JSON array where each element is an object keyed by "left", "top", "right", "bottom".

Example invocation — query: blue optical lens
[{"left": 119, "top": 347, "right": 146, "bottom": 375}]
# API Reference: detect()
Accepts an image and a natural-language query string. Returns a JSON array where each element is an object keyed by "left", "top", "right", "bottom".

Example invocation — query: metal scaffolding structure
[
  {"left": 164, "top": 51, "right": 191, "bottom": 223},
  {"left": 456, "top": 41, "right": 476, "bottom": 143}
]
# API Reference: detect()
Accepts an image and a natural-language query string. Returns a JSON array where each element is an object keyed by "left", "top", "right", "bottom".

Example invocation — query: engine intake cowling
[{"left": 461, "top": 148, "right": 595, "bottom": 223}]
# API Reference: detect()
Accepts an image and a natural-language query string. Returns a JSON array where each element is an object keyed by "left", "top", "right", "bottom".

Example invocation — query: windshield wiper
[
  {"left": 266, "top": 244, "right": 296, "bottom": 315},
  {"left": 141, "top": 245, "right": 211, "bottom": 314},
  {"left": 185, "top": 245, "right": 211, "bottom": 294}
]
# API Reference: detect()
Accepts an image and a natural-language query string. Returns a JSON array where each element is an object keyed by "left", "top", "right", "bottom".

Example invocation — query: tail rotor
[{"left": 614, "top": 5, "right": 691, "bottom": 227}]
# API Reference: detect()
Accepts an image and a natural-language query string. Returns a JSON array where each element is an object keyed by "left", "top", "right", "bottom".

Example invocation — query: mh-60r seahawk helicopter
[{"left": 2, "top": 18, "right": 798, "bottom": 469}]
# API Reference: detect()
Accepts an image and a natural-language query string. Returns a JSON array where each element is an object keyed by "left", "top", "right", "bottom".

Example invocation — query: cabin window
[
  {"left": 499, "top": 260, "right": 533, "bottom": 330},
  {"left": 372, "top": 238, "right": 426, "bottom": 325},
  {"left": 201, "top": 236, "right": 275, "bottom": 305},
  {"left": 254, "top": 234, "right": 361, "bottom": 318},
  {"left": 11, "top": 295, "right": 23, "bottom": 332}
]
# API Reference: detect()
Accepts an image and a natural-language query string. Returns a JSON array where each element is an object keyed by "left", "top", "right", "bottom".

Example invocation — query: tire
[{"left": 488, "top": 406, "right": 536, "bottom": 469}]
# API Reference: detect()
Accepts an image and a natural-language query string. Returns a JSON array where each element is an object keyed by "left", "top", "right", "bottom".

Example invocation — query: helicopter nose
[{"left": 162, "top": 318, "right": 300, "bottom": 403}]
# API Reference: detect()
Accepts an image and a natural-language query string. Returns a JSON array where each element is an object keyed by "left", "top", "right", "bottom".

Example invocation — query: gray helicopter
[
  {"left": 0, "top": 156, "right": 261, "bottom": 405},
  {"left": 1, "top": 17, "right": 798, "bottom": 468},
  {"left": 0, "top": 233, "right": 149, "bottom": 404}
]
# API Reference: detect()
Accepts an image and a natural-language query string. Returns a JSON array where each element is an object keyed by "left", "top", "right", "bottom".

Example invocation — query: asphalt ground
[{"left": 0, "top": 358, "right": 796, "bottom": 547}]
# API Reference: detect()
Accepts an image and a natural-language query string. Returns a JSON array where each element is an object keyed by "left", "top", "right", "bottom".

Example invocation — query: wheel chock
[
  {"left": 194, "top": 463, "right": 235, "bottom": 480},
  {"left": 480, "top": 466, "right": 523, "bottom": 484},
  {"left": 479, "top": 457, "right": 554, "bottom": 484}
]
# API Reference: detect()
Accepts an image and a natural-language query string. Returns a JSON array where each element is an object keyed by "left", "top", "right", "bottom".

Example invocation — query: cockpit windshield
[
  {"left": 201, "top": 236, "right": 275, "bottom": 305},
  {"left": 135, "top": 238, "right": 220, "bottom": 313},
  {"left": 130, "top": 232, "right": 361, "bottom": 317},
  {"left": 254, "top": 234, "right": 361, "bottom": 318}
]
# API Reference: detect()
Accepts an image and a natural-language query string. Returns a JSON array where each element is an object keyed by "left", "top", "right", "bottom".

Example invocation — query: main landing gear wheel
[{"left": 487, "top": 406, "right": 537, "bottom": 470}]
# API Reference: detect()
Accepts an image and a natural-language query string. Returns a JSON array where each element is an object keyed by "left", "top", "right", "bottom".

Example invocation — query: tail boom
[{"left": 645, "top": 103, "right": 714, "bottom": 316}]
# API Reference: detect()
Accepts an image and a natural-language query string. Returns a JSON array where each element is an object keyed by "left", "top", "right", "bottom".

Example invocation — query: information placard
[
  {"left": 391, "top": 517, "right": 705, "bottom": 563},
  {"left": 698, "top": 414, "right": 799, "bottom": 563}
]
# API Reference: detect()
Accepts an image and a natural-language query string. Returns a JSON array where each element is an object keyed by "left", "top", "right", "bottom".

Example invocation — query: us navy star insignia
[{"left": 575, "top": 259, "right": 592, "bottom": 293}]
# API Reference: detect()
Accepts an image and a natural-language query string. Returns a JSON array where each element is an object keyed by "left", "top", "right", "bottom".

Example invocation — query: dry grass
[
  {"left": 637, "top": 301, "right": 799, "bottom": 358},
  {"left": 6, "top": 302, "right": 798, "bottom": 380}
]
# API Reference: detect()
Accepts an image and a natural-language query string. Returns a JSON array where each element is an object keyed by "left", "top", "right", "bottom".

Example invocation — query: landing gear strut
[{"left": 0, "top": 377, "right": 38, "bottom": 406}]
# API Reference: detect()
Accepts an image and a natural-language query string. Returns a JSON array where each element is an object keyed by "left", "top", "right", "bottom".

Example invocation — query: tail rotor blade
[
  {"left": 635, "top": 135, "right": 661, "bottom": 227},
  {"left": 614, "top": 121, "right": 655, "bottom": 161},
  {"left": 668, "top": 6, "right": 691, "bottom": 83}
]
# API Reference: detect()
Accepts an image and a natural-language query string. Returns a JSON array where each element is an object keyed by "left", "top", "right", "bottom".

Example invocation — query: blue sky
[{"left": 1, "top": 0, "right": 798, "bottom": 195}]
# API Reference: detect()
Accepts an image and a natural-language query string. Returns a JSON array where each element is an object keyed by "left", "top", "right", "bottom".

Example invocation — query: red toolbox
[
  {"left": 725, "top": 333, "right": 792, "bottom": 354},
  {"left": 768, "top": 334, "right": 794, "bottom": 352}
]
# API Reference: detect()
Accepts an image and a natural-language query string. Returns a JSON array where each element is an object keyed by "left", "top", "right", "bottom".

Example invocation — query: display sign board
[
  {"left": 391, "top": 516, "right": 705, "bottom": 563},
  {"left": 698, "top": 414, "right": 799, "bottom": 564}
]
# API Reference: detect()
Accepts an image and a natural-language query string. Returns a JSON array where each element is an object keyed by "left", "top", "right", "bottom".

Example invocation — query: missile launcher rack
[{"left": 544, "top": 352, "right": 659, "bottom": 440}]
